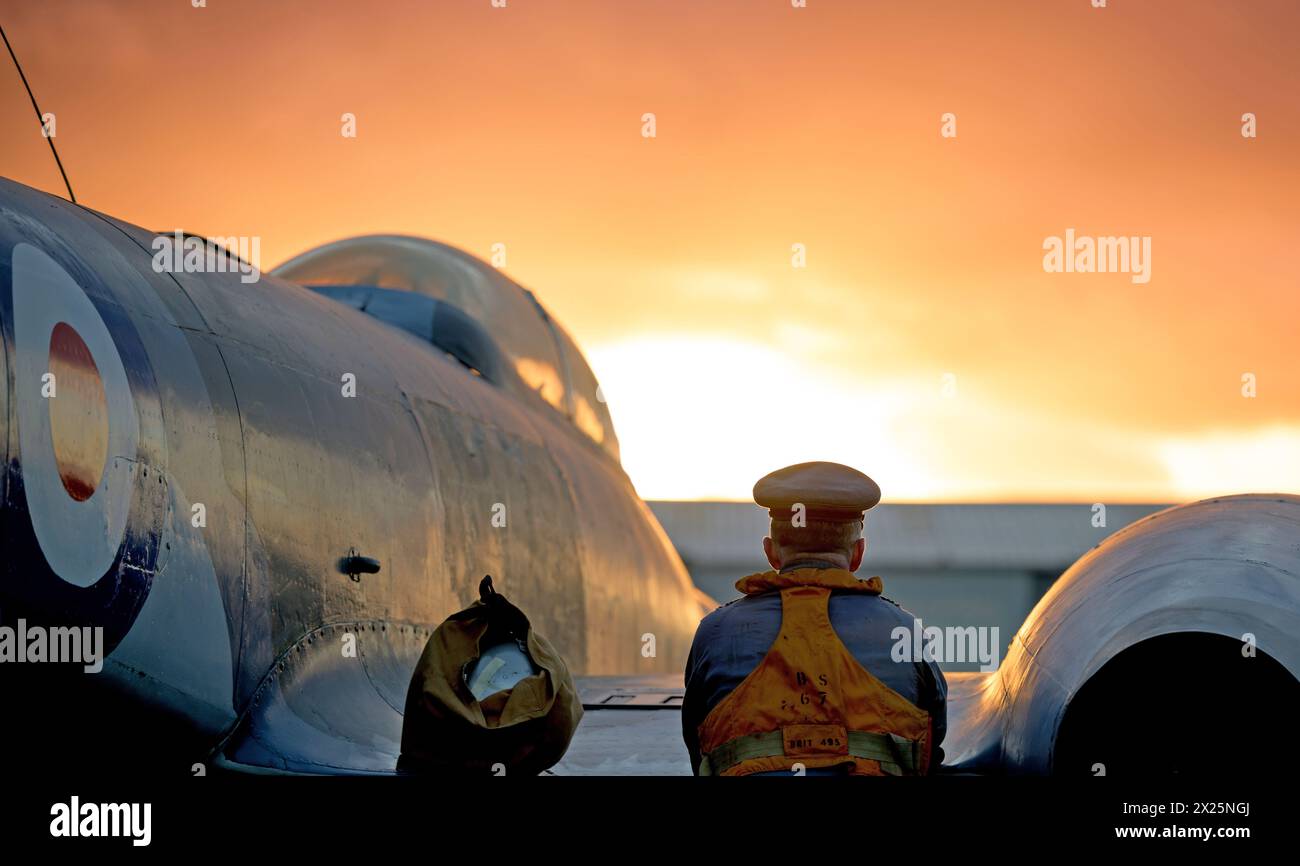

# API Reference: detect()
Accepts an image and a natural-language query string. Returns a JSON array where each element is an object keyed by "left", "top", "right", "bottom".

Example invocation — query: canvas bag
[{"left": 399, "top": 575, "right": 583, "bottom": 775}]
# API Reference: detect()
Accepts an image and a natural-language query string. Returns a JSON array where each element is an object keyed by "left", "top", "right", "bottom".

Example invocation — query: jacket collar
[
  {"left": 779, "top": 557, "right": 839, "bottom": 573},
  {"left": 735, "top": 567, "right": 883, "bottom": 596}
]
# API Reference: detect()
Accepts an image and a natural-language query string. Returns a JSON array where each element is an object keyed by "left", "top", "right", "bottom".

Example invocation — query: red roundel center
[{"left": 48, "top": 322, "right": 109, "bottom": 502}]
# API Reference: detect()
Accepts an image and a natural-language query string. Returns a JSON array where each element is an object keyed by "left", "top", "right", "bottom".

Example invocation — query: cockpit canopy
[{"left": 272, "top": 235, "right": 619, "bottom": 462}]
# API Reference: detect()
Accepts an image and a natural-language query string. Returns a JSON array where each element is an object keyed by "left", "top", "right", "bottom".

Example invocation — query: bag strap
[{"left": 476, "top": 575, "right": 530, "bottom": 642}]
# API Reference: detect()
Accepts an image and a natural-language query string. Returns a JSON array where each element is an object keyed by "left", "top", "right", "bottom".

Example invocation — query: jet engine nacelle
[{"left": 945, "top": 494, "right": 1300, "bottom": 775}]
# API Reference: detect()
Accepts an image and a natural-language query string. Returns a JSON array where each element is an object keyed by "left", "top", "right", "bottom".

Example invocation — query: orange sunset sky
[{"left": 2, "top": 0, "right": 1297, "bottom": 502}]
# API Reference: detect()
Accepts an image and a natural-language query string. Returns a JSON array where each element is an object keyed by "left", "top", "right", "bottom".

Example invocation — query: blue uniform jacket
[{"left": 681, "top": 560, "right": 948, "bottom": 775}]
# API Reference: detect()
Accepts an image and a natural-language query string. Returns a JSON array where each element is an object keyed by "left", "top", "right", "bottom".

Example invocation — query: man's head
[
  {"left": 752, "top": 461, "right": 881, "bottom": 573},
  {"left": 763, "top": 516, "right": 866, "bottom": 571}
]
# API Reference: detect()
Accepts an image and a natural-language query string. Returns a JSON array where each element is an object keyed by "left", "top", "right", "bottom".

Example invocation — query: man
[{"left": 681, "top": 461, "right": 947, "bottom": 776}]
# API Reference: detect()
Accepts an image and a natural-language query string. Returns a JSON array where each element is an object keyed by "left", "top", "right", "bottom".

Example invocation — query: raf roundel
[{"left": 11, "top": 242, "right": 139, "bottom": 588}]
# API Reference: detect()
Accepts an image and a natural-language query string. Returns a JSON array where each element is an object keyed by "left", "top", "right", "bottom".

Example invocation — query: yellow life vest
[{"left": 696, "top": 568, "right": 932, "bottom": 776}]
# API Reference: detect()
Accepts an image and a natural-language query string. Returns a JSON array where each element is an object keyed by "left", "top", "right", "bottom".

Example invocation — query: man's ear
[
  {"left": 763, "top": 536, "right": 782, "bottom": 570},
  {"left": 849, "top": 537, "right": 866, "bottom": 571}
]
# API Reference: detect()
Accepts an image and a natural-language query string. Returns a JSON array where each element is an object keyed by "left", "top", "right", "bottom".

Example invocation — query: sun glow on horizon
[
  {"left": 1158, "top": 427, "right": 1300, "bottom": 501},
  {"left": 592, "top": 335, "right": 969, "bottom": 502},
  {"left": 591, "top": 336, "right": 1300, "bottom": 504}
]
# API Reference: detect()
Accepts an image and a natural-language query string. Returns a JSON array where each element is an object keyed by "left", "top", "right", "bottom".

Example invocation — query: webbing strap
[{"left": 700, "top": 729, "right": 919, "bottom": 776}]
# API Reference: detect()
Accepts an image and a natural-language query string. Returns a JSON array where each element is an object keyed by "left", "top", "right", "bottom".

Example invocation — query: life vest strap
[{"left": 699, "top": 729, "right": 920, "bottom": 776}]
